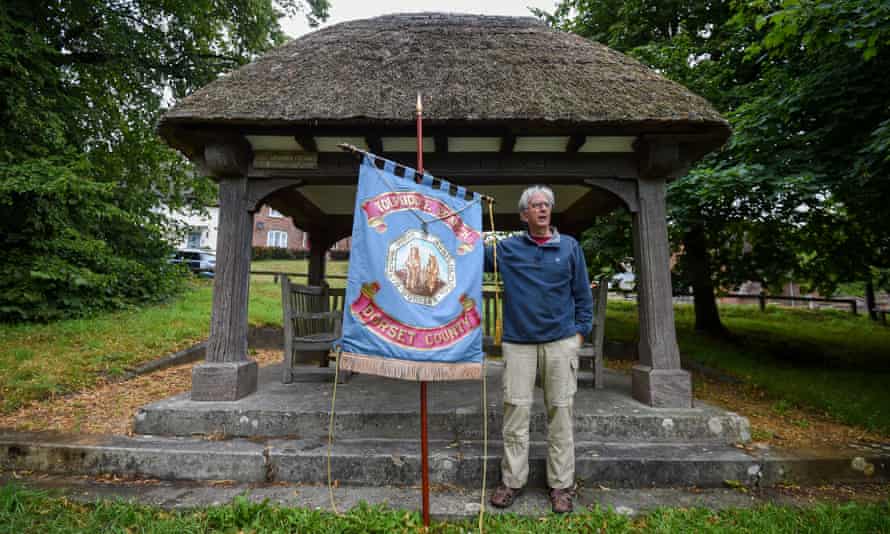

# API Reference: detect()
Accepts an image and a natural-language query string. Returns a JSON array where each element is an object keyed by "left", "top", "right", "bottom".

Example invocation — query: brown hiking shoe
[
  {"left": 489, "top": 484, "right": 522, "bottom": 508},
  {"left": 549, "top": 487, "right": 574, "bottom": 514}
]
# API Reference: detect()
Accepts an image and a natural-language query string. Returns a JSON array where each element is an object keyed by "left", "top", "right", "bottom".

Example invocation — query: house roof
[{"left": 159, "top": 13, "right": 729, "bottom": 133}]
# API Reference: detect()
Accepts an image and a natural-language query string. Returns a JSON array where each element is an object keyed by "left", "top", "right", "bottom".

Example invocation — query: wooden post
[
  {"left": 631, "top": 139, "right": 691, "bottom": 408},
  {"left": 866, "top": 279, "right": 878, "bottom": 321},
  {"left": 192, "top": 172, "right": 258, "bottom": 401},
  {"left": 417, "top": 93, "right": 431, "bottom": 529},
  {"left": 307, "top": 231, "right": 332, "bottom": 286}
]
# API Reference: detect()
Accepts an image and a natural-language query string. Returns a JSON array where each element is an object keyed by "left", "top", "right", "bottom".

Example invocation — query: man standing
[{"left": 486, "top": 185, "right": 593, "bottom": 514}]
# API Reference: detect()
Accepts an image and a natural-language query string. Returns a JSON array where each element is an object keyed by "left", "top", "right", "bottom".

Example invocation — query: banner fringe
[{"left": 338, "top": 352, "right": 482, "bottom": 381}]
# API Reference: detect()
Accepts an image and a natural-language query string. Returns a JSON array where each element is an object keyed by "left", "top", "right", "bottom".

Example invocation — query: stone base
[
  {"left": 632, "top": 365, "right": 692, "bottom": 408},
  {"left": 191, "top": 361, "right": 258, "bottom": 401}
]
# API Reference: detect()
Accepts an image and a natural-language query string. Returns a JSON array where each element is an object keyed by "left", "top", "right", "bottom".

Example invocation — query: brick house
[{"left": 252, "top": 205, "right": 351, "bottom": 254}]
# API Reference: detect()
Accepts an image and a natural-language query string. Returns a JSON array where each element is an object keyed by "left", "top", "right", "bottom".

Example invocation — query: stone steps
[
  {"left": 135, "top": 402, "right": 750, "bottom": 443},
  {"left": 3, "top": 432, "right": 886, "bottom": 489},
  {"left": 133, "top": 365, "right": 750, "bottom": 443}
]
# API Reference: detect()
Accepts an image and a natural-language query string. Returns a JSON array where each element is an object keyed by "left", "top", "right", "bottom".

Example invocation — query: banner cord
[
  {"left": 479, "top": 198, "right": 501, "bottom": 532},
  {"left": 362, "top": 153, "right": 481, "bottom": 232},
  {"left": 327, "top": 346, "right": 343, "bottom": 515}
]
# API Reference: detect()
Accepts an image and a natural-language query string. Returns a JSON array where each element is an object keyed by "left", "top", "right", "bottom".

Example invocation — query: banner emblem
[{"left": 387, "top": 230, "right": 455, "bottom": 306}]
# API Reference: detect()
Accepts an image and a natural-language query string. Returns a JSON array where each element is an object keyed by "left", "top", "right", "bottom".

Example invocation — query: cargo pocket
[
  {"left": 568, "top": 355, "right": 579, "bottom": 399},
  {"left": 502, "top": 345, "right": 533, "bottom": 406}
]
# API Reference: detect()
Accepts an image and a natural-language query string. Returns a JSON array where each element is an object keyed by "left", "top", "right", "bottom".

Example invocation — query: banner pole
[{"left": 416, "top": 93, "right": 431, "bottom": 529}]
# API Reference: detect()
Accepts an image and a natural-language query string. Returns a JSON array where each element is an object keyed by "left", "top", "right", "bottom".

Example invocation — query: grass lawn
[
  {"left": 605, "top": 300, "right": 890, "bottom": 435},
  {"left": 0, "top": 261, "right": 345, "bottom": 413},
  {"left": 1, "top": 484, "right": 888, "bottom": 533}
]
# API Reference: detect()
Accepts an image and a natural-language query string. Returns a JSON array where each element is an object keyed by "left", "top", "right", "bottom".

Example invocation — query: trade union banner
[{"left": 338, "top": 154, "right": 483, "bottom": 381}]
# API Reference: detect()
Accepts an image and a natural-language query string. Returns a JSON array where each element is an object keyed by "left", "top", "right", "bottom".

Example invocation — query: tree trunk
[
  {"left": 684, "top": 223, "right": 728, "bottom": 336},
  {"left": 866, "top": 278, "right": 878, "bottom": 321}
]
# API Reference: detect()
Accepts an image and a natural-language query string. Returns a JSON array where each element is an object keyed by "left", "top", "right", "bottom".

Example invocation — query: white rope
[
  {"left": 478, "top": 358, "right": 488, "bottom": 533},
  {"left": 327, "top": 347, "right": 342, "bottom": 515}
]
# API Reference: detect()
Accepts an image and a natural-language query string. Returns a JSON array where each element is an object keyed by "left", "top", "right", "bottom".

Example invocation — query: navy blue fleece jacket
[{"left": 484, "top": 230, "right": 593, "bottom": 344}]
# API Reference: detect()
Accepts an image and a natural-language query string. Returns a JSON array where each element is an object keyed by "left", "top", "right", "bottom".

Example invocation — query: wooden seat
[
  {"left": 578, "top": 279, "right": 608, "bottom": 388},
  {"left": 281, "top": 276, "right": 342, "bottom": 384}
]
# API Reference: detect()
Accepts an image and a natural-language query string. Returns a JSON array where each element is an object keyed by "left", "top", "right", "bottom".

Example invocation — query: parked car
[
  {"left": 610, "top": 271, "right": 635, "bottom": 291},
  {"left": 171, "top": 249, "right": 215, "bottom": 277}
]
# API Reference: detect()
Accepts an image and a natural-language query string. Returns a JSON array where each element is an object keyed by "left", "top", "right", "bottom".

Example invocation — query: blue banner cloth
[{"left": 338, "top": 154, "right": 483, "bottom": 381}]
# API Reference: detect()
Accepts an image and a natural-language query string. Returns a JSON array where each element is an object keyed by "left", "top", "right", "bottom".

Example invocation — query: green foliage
[
  {"left": 0, "top": 157, "right": 185, "bottom": 321},
  {"left": 543, "top": 0, "right": 890, "bottom": 329},
  {"left": 0, "top": 1, "right": 328, "bottom": 322},
  {"left": 252, "top": 246, "right": 310, "bottom": 261},
  {"left": 580, "top": 210, "right": 634, "bottom": 278}
]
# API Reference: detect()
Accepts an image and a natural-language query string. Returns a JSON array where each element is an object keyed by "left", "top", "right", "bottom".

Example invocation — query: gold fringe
[{"left": 339, "top": 352, "right": 482, "bottom": 381}]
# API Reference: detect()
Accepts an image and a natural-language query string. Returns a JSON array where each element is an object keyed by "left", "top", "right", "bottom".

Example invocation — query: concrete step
[
  {"left": 133, "top": 365, "right": 750, "bottom": 443},
  {"left": 269, "top": 437, "right": 888, "bottom": 488},
  {"left": 10, "top": 472, "right": 873, "bottom": 519},
  {"left": 3, "top": 431, "right": 887, "bottom": 489}
]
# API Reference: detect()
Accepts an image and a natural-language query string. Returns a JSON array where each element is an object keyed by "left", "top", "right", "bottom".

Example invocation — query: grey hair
[{"left": 518, "top": 185, "right": 555, "bottom": 212}]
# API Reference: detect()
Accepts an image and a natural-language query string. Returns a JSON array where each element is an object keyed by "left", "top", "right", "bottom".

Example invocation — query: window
[
  {"left": 268, "top": 207, "right": 284, "bottom": 218},
  {"left": 187, "top": 226, "right": 205, "bottom": 248},
  {"left": 267, "top": 230, "right": 288, "bottom": 248}
]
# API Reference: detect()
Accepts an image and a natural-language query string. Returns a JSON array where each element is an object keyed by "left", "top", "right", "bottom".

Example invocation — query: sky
[{"left": 280, "top": 0, "right": 561, "bottom": 38}]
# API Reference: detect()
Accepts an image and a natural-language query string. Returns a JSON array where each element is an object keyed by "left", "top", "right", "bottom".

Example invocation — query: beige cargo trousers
[{"left": 500, "top": 334, "right": 580, "bottom": 490}]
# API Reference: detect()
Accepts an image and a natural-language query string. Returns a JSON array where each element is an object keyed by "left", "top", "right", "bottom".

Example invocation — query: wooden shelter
[{"left": 158, "top": 13, "right": 730, "bottom": 407}]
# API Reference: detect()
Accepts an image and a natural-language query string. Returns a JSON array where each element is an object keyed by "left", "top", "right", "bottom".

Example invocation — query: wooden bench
[
  {"left": 281, "top": 277, "right": 342, "bottom": 384},
  {"left": 314, "top": 284, "right": 607, "bottom": 386},
  {"left": 579, "top": 280, "right": 609, "bottom": 389}
]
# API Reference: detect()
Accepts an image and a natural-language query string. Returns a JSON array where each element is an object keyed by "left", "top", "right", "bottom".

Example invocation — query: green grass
[
  {"left": 0, "top": 280, "right": 213, "bottom": 413},
  {"left": 0, "top": 484, "right": 888, "bottom": 533},
  {"left": 605, "top": 300, "right": 890, "bottom": 435},
  {"left": 0, "top": 262, "right": 348, "bottom": 413}
]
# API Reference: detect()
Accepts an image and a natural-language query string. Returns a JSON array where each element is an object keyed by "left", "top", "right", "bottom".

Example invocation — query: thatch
[{"left": 160, "top": 13, "right": 728, "bottom": 130}]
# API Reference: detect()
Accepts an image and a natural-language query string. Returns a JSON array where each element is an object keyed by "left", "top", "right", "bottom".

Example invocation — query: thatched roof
[{"left": 160, "top": 13, "right": 728, "bottom": 132}]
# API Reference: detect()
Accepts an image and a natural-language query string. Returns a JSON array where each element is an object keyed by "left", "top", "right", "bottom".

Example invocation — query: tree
[
  {"left": 730, "top": 0, "right": 890, "bottom": 313},
  {"left": 542, "top": 0, "right": 890, "bottom": 332},
  {"left": 0, "top": 1, "right": 329, "bottom": 321}
]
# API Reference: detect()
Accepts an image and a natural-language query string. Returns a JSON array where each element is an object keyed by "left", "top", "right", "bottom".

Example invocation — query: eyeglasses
[{"left": 528, "top": 201, "right": 551, "bottom": 210}]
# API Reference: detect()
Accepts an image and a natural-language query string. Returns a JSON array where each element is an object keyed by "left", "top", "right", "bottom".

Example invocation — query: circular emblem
[{"left": 387, "top": 230, "right": 456, "bottom": 306}]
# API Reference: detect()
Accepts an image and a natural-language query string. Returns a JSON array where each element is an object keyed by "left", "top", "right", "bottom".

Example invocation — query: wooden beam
[
  {"left": 566, "top": 134, "right": 586, "bottom": 153},
  {"left": 434, "top": 134, "right": 448, "bottom": 154},
  {"left": 249, "top": 152, "right": 640, "bottom": 182},
  {"left": 500, "top": 133, "right": 516, "bottom": 154},
  {"left": 203, "top": 138, "right": 253, "bottom": 178},
  {"left": 557, "top": 188, "right": 626, "bottom": 235},
  {"left": 365, "top": 135, "right": 383, "bottom": 155},
  {"left": 268, "top": 188, "right": 326, "bottom": 227},
  {"left": 294, "top": 135, "right": 317, "bottom": 153}
]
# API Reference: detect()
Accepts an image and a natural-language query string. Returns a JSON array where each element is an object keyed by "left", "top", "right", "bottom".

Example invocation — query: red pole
[{"left": 416, "top": 93, "right": 430, "bottom": 528}]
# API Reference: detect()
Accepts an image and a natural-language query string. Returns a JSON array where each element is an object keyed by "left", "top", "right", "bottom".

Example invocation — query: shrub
[
  {"left": 251, "top": 247, "right": 309, "bottom": 260},
  {"left": 329, "top": 249, "right": 350, "bottom": 261}
]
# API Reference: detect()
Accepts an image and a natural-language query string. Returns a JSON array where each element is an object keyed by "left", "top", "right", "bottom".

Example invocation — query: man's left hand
[{"left": 577, "top": 333, "right": 584, "bottom": 345}]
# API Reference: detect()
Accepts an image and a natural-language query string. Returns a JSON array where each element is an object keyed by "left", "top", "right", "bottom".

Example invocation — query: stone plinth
[
  {"left": 631, "top": 365, "right": 692, "bottom": 408},
  {"left": 191, "top": 361, "right": 258, "bottom": 401}
]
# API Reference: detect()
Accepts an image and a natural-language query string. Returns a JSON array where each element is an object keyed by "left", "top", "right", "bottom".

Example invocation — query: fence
[{"left": 253, "top": 272, "right": 868, "bottom": 318}]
